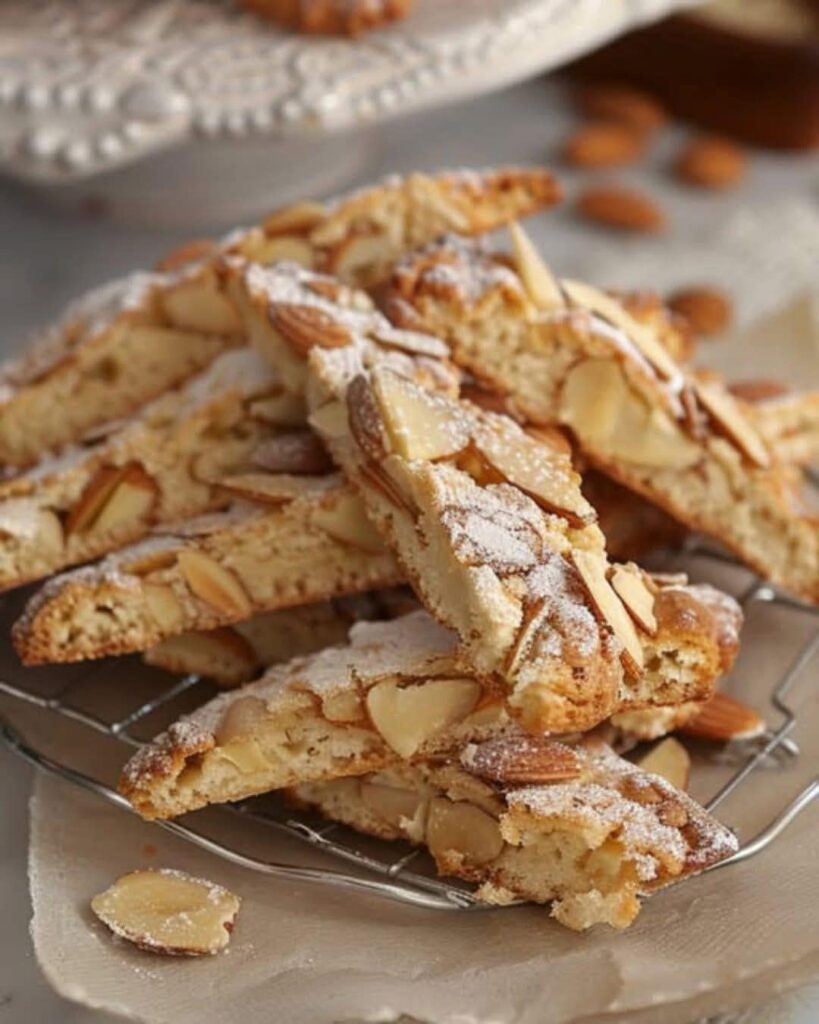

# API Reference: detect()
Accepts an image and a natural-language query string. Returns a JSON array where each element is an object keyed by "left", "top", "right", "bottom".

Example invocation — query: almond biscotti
[
  {"left": 0, "top": 350, "right": 304, "bottom": 591},
  {"left": 13, "top": 481, "right": 401, "bottom": 664},
  {"left": 240, "top": 0, "right": 413, "bottom": 35},
  {"left": 231, "top": 262, "right": 740, "bottom": 733},
  {"left": 290, "top": 735, "right": 738, "bottom": 930},
  {"left": 0, "top": 169, "right": 557, "bottom": 469},
  {"left": 120, "top": 601, "right": 738, "bottom": 822},
  {"left": 388, "top": 229, "right": 819, "bottom": 601}
]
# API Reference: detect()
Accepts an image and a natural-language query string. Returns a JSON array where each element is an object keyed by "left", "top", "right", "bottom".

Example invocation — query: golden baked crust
[
  {"left": 225, "top": 261, "right": 738, "bottom": 732},
  {"left": 240, "top": 0, "right": 413, "bottom": 35},
  {"left": 290, "top": 736, "right": 738, "bottom": 930},
  {"left": 13, "top": 479, "right": 401, "bottom": 665},
  {"left": 388, "top": 231, "right": 819, "bottom": 601},
  {"left": 0, "top": 168, "right": 558, "bottom": 470}
]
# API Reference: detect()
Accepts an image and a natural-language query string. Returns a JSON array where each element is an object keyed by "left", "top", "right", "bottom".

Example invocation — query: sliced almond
[
  {"left": 463, "top": 735, "right": 581, "bottom": 785},
  {"left": 695, "top": 381, "right": 771, "bottom": 468},
  {"left": 321, "top": 689, "right": 365, "bottom": 724},
  {"left": 91, "top": 869, "right": 239, "bottom": 956},
  {"left": 155, "top": 238, "right": 215, "bottom": 273},
  {"left": 66, "top": 464, "right": 132, "bottom": 535},
  {"left": 251, "top": 431, "right": 333, "bottom": 475},
  {"left": 247, "top": 390, "right": 307, "bottom": 428},
  {"left": 360, "top": 781, "right": 428, "bottom": 839},
  {"left": 160, "top": 276, "right": 242, "bottom": 334},
  {"left": 144, "top": 584, "right": 185, "bottom": 633},
  {"left": 215, "top": 695, "right": 268, "bottom": 744},
  {"left": 371, "top": 323, "right": 449, "bottom": 359},
  {"left": 365, "top": 676, "right": 481, "bottom": 758},
  {"left": 36, "top": 509, "right": 64, "bottom": 553},
  {"left": 426, "top": 798, "right": 504, "bottom": 866},
  {"left": 610, "top": 564, "right": 657, "bottom": 635},
  {"left": 308, "top": 399, "right": 349, "bottom": 443},
  {"left": 571, "top": 549, "right": 644, "bottom": 673},
  {"left": 126, "top": 549, "right": 179, "bottom": 576},
  {"left": 325, "top": 232, "right": 391, "bottom": 280},
  {"left": 679, "top": 692, "right": 766, "bottom": 742},
  {"left": 271, "top": 303, "right": 352, "bottom": 356},
  {"left": 508, "top": 222, "right": 564, "bottom": 310},
  {"left": 637, "top": 736, "right": 691, "bottom": 790},
  {"left": 146, "top": 628, "right": 258, "bottom": 688},
  {"left": 262, "top": 200, "right": 326, "bottom": 236},
  {"left": 371, "top": 367, "right": 471, "bottom": 461},
  {"left": 346, "top": 375, "right": 389, "bottom": 462},
  {"left": 92, "top": 465, "right": 159, "bottom": 535},
  {"left": 312, "top": 491, "right": 386, "bottom": 554},
  {"left": 218, "top": 471, "right": 333, "bottom": 506},
  {"left": 250, "top": 234, "right": 315, "bottom": 267},
  {"left": 177, "top": 549, "right": 252, "bottom": 618},
  {"left": 471, "top": 417, "right": 595, "bottom": 527}
]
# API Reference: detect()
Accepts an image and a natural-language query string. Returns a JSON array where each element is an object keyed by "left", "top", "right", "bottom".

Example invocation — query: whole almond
[
  {"left": 728, "top": 378, "right": 790, "bottom": 404},
  {"left": 271, "top": 303, "right": 353, "bottom": 354},
  {"left": 674, "top": 136, "right": 747, "bottom": 189},
  {"left": 668, "top": 286, "right": 733, "bottom": 337},
  {"left": 462, "top": 735, "right": 581, "bottom": 786},
  {"left": 575, "top": 184, "right": 666, "bottom": 233},
  {"left": 562, "top": 122, "right": 645, "bottom": 169},
  {"left": 573, "top": 83, "right": 666, "bottom": 134}
]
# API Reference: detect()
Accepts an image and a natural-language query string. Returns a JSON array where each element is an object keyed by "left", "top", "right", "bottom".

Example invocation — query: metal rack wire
[{"left": 1, "top": 541, "right": 818, "bottom": 910}]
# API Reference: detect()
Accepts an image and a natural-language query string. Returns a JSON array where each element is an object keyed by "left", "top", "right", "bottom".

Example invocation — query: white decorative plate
[{"left": 0, "top": 0, "right": 693, "bottom": 185}]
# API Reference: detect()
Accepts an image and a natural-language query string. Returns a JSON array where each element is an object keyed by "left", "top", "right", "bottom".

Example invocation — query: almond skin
[
  {"left": 728, "top": 378, "right": 790, "bottom": 404},
  {"left": 573, "top": 83, "right": 666, "bottom": 134},
  {"left": 575, "top": 184, "right": 666, "bottom": 233},
  {"left": 674, "top": 136, "right": 747, "bottom": 190},
  {"left": 154, "top": 238, "right": 215, "bottom": 273},
  {"left": 668, "top": 286, "right": 733, "bottom": 338},
  {"left": 562, "top": 122, "right": 645, "bottom": 169},
  {"left": 679, "top": 691, "right": 766, "bottom": 742},
  {"left": 463, "top": 735, "right": 581, "bottom": 786}
]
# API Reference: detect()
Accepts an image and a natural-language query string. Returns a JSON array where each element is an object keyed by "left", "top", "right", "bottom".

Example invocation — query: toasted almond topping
[
  {"left": 92, "top": 465, "right": 159, "bottom": 535},
  {"left": 637, "top": 736, "right": 691, "bottom": 791},
  {"left": 346, "top": 375, "right": 390, "bottom": 462},
  {"left": 610, "top": 564, "right": 657, "bottom": 635},
  {"left": 508, "top": 222, "right": 564, "bottom": 310},
  {"left": 462, "top": 735, "right": 581, "bottom": 785},
  {"left": 371, "top": 367, "right": 471, "bottom": 462},
  {"left": 66, "top": 464, "right": 134, "bottom": 535},
  {"left": 247, "top": 390, "right": 307, "bottom": 427},
  {"left": 311, "top": 490, "right": 387, "bottom": 554},
  {"left": 325, "top": 232, "right": 392, "bottom": 280},
  {"left": 262, "top": 200, "right": 326, "bottom": 236},
  {"left": 365, "top": 676, "right": 481, "bottom": 758},
  {"left": 271, "top": 303, "right": 353, "bottom": 355},
  {"left": 91, "top": 870, "right": 239, "bottom": 956},
  {"left": 679, "top": 692, "right": 766, "bottom": 742},
  {"left": 571, "top": 549, "right": 644, "bottom": 673},
  {"left": 215, "top": 695, "right": 268, "bottom": 744},
  {"left": 155, "top": 239, "right": 215, "bottom": 273},
  {"left": 217, "top": 471, "right": 333, "bottom": 505},
  {"left": 426, "top": 798, "right": 504, "bottom": 866},
  {"left": 250, "top": 431, "right": 333, "bottom": 475},
  {"left": 695, "top": 381, "right": 771, "bottom": 467},
  {"left": 144, "top": 583, "right": 185, "bottom": 633},
  {"left": 177, "top": 550, "right": 252, "bottom": 618},
  {"left": 251, "top": 235, "right": 315, "bottom": 267}
]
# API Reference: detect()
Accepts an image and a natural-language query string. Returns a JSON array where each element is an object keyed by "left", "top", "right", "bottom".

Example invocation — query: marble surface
[{"left": 0, "top": 76, "right": 818, "bottom": 1023}]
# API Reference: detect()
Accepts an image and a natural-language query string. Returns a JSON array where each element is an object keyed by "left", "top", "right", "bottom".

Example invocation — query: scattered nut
[
  {"left": 508, "top": 221, "right": 563, "bottom": 310},
  {"left": 610, "top": 564, "right": 657, "bottom": 635},
  {"left": 674, "top": 136, "right": 747, "bottom": 189},
  {"left": 562, "top": 122, "right": 645, "bottom": 169},
  {"left": 155, "top": 239, "right": 215, "bottom": 273},
  {"left": 727, "top": 379, "right": 790, "bottom": 404},
  {"left": 575, "top": 184, "right": 666, "bottom": 233},
  {"left": 426, "top": 797, "right": 504, "bottom": 867},
  {"left": 177, "top": 549, "right": 253, "bottom": 618},
  {"left": 637, "top": 736, "right": 691, "bottom": 791},
  {"left": 668, "top": 286, "right": 733, "bottom": 337},
  {"left": 463, "top": 735, "right": 581, "bottom": 785},
  {"left": 573, "top": 83, "right": 667, "bottom": 134},
  {"left": 571, "top": 548, "right": 644, "bottom": 673},
  {"left": 679, "top": 691, "right": 766, "bottom": 742},
  {"left": 90, "top": 869, "right": 240, "bottom": 956},
  {"left": 365, "top": 676, "right": 481, "bottom": 758}
]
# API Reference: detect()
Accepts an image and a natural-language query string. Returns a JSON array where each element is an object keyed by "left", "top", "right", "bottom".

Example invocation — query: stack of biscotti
[{"left": 6, "top": 167, "right": 795, "bottom": 929}]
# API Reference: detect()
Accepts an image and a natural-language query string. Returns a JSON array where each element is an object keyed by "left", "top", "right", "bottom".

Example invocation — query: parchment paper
[{"left": 26, "top": 200, "right": 819, "bottom": 1023}]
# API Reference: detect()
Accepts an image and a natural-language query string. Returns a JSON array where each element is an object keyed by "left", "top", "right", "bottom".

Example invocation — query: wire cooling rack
[{"left": 1, "top": 540, "right": 818, "bottom": 912}]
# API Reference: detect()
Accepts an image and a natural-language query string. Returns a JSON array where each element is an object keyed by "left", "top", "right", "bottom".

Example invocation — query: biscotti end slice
[
  {"left": 231, "top": 261, "right": 740, "bottom": 733},
  {"left": 120, "top": 611, "right": 503, "bottom": 820},
  {"left": 0, "top": 349, "right": 289, "bottom": 593},
  {"left": 1, "top": 168, "right": 558, "bottom": 472},
  {"left": 388, "top": 229, "right": 819, "bottom": 602},
  {"left": 290, "top": 735, "right": 738, "bottom": 930},
  {"left": 13, "top": 480, "right": 401, "bottom": 665}
]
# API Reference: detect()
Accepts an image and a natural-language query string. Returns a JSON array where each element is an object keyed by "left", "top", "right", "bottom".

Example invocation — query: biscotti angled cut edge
[
  {"left": 12, "top": 479, "right": 401, "bottom": 665},
  {"left": 289, "top": 735, "right": 738, "bottom": 930},
  {"left": 0, "top": 167, "right": 559, "bottom": 470},
  {"left": 0, "top": 348, "right": 300, "bottom": 593},
  {"left": 230, "top": 260, "right": 741, "bottom": 734},
  {"left": 387, "top": 228, "right": 819, "bottom": 602}
]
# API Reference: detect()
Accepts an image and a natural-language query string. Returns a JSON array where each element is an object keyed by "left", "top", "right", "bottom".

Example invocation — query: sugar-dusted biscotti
[
  {"left": 387, "top": 228, "right": 819, "bottom": 601},
  {"left": 290, "top": 735, "right": 738, "bottom": 930},
  {"left": 145, "top": 587, "right": 416, "bottom": 686},
  {"left": 230, "top": 261, "right": 740, "bottom": 733},
  {"left": 120, "top": 598, "right": 738, "bottom": 822},
  {"left": 0, "top": 168, "right": 558, "bottom": 470},
  {"left": 240, "top": 0, "right": 413, "bottom": 35},
  {"left": 0, "top": 349, "right": 310, "bottom": 591},
  {"left": 13, "top": 479, "right": 401, "bottom": 665}
]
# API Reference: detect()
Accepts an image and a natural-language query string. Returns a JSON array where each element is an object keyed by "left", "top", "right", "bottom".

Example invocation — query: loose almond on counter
[
  {"left": 90, "top": 869, "right": 240, "bottom": 956},
  {"left": 679, "top": 691, "right": 766, "bottom": 742},
  {"left": 674, "top": 136, "right": 747, "bottom": 190},
  {"left": 573, "top": 83, "right": 667, "bottom": 134},
  {"left": 562, "top": 122, "right": 645, "bottom": 169},
  {"left": 462, "top": 735, "right": 581, "bottom": 786},
  {"left": 575, "top": 184, "right": 666, "bottom": 234},
  {"left": 668, "top": 286, "right": 733, "bottom": 338}
]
